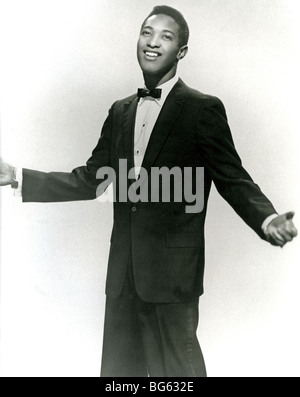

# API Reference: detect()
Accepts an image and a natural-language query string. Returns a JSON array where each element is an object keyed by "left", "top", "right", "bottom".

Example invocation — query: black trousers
[{"left": 100, "top": 262, "right": 207, "bottom": 377}]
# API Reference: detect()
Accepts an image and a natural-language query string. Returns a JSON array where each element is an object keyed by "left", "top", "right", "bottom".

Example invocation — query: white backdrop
[{"left": 1, "top": 0, "right": 299, "bottom": 377}]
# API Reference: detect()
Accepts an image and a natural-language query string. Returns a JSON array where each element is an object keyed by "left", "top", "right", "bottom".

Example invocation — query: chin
[
  {"left": 139, "top": 62, "right": 166, "bottom": 76},
  {"left": 142, "top": 67, "right": 162, "bottom": 76}
]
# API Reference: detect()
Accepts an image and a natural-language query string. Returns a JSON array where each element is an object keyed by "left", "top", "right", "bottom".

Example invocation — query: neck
[{"left": 143, "top": 65, "right": 177, "bottom": 90}]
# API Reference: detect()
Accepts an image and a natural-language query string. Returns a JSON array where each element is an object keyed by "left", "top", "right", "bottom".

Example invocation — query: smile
[{"left": 144, "top": 51, "right": 161, "bottom": 59}]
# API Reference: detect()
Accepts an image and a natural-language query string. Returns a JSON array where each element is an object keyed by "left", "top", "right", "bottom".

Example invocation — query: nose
[{"left": 147, "top": 34, "right": 161, "bottom": 48}]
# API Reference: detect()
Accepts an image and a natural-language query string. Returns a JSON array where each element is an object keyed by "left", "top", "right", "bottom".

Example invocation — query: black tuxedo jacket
[{"left": 23, "top": 79, "right": 276, "bottom": 303}]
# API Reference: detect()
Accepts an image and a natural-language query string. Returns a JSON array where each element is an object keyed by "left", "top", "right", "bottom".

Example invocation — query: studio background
[{"left": 1, "top": 0, "right": 299, "bottom": 377}]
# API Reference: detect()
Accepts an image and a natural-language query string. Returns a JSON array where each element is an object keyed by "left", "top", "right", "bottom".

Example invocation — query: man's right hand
[{"left": 0, "top": 159, "right": 14, "bottom": 186}]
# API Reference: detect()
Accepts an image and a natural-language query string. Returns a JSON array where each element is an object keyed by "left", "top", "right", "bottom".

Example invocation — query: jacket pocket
[{"left": 165, "top": 232, "right": 202, "bottom": 248}]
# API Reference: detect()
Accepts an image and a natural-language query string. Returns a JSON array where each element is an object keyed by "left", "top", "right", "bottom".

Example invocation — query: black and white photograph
[{"left": 0, "top": 0, "right": 299, "bottom": 378}]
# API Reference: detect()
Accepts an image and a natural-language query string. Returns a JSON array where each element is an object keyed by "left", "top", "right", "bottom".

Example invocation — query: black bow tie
[{"left": 137, "top": 88, "right": 162, "bottom": 99}]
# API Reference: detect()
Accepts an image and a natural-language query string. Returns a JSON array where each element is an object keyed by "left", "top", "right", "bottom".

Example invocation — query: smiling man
[
  {"left": 0, "top": 6, "right": 297, "bottom": 377},
  {"left": 137, "top": 11, "right": 188, "bottom": 88}
]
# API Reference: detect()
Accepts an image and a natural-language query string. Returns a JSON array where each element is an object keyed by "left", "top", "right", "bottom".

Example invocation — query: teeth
[{"left": 145, "top": 52, "right": 159, "bottom": 57}]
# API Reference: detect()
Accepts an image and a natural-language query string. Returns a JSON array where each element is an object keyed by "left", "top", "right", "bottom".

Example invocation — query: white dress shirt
[
  {"left": 14, "top": 167, "right": 23, "bottom": 197},
  {"left": 134, "top": 74, "right": 179, "bottom": 179}
]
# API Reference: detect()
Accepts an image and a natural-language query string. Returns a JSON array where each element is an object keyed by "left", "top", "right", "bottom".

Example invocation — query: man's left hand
[{"left": 265, "top": 212, "right": 298, "bottom": 247}]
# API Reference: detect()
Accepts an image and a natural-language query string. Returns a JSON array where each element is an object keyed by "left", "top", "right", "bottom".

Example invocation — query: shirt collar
[{"left": 138, "top": 75, "right": 179, "bottom": 107}]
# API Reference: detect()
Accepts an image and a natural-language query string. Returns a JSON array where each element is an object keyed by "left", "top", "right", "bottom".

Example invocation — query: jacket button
[{"left": 131, "top": 206, "right": 137, "bottom": 213}]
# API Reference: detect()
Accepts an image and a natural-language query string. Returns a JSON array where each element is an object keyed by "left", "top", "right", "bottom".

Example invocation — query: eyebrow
[{"left": 142, "top": 26, "right": 176, "bottom": 37}]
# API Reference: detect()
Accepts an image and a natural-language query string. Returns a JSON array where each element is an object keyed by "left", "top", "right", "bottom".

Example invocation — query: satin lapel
[
  {"left": 141, "top": 79, "right": 187, "bottom": 173},
  {"left": 122, "top": 96, "right": 139, "bottom": 172}
]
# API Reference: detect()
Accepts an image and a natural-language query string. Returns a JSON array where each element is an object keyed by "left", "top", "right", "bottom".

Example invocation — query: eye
[
  {"left": 163, "top": 34, "right": 173, "bottom": 41},
  {"left": 141, "top": 30, "right": 151, "bottom": 37}
]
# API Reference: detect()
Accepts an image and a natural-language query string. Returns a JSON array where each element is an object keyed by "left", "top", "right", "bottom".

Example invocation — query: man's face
[{"left": 137, "top": 14, "right": 184, "bottom": 76}]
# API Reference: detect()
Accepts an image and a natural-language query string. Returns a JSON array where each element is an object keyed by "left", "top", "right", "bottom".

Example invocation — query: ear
[{"left": 177, "top": 45, "right": 188, "bottom": 61}]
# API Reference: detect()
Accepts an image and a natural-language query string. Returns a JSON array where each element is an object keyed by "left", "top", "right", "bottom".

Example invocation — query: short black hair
[{"left": 142, "top": 5, "right": 189, "bottom": 48}]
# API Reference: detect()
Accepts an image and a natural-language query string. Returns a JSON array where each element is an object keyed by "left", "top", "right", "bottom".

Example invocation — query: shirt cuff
[
  {"left": 261, "top": 214, "right": 278, "bottom": 234},
  {"left": 13, "top": 167, "right": 23, "bottom": 197}
]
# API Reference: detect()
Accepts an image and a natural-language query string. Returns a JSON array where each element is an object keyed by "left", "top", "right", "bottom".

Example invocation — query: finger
[
  {"left": 272, "top": 229, "right": 286, "bottom": 243},
  {"left": 285, "top": 223, "right": 298, "bottom": 238},
  {"left": 277, "top": 229, "right": 294, "bottom": 243},
  {"left": 269, "top": 237, "right": 285, "bottom": 247},
  {"left": 267, "top": 231, "right": 285, "bottom": 247},
  {"left": 285, "top": 211, "right": 295, "bottom": 221},
  {"left": 290, "top": 226, "right": 298, "bottom": 238},
  {"left": 278, "top": 221, "right": 298, "bottom": 240}
]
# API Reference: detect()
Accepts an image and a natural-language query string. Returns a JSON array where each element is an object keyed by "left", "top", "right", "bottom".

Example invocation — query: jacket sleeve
[
  {"left": 22, "top": 104, "right": 114, "bottom": 203},
  {"left": 196, "top": 97, "right": 277, "bottom": 239}
]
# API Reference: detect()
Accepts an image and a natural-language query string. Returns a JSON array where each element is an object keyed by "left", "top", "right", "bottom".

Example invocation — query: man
[{"left": 0, "top": 6, "right": 297, "bottom": 377}]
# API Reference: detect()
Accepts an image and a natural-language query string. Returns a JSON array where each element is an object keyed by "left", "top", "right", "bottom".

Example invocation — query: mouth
[{"left": 143, "top": 50, "right": 161, "bottom": 60}]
